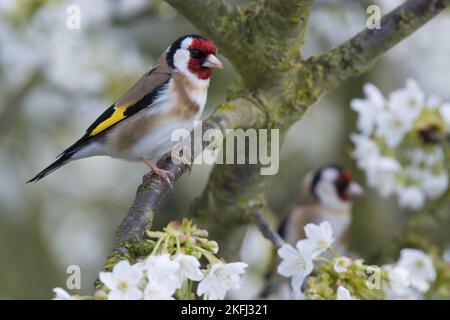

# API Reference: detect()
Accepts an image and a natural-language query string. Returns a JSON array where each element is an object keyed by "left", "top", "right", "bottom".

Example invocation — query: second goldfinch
[
  {"left": 279, "top": 164, "right": 364, "bottom": 253},
  {"left": 263, "top": 164, "right": 363, "bottom": 298},
  {"left": 28, "top": 35, "right": 223, "bottom": 185}
]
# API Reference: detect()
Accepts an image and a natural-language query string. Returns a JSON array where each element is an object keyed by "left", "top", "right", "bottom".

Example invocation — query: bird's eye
[{"left": 189, "top": 49, "right": 204, "bottom": 59}]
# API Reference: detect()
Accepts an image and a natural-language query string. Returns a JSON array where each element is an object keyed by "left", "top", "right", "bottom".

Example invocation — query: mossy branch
[
  {"left": 306, "top": 0, "right": 450, "bottom": 96},
  {"left": 263, "top": 0, "right": 315, "bottom": 49}
]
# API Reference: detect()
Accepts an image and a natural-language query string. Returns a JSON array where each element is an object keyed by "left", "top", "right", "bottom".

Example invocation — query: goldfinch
[
  {"left": 279, "top": 164, "right": 363, "bottom": 253},
  {"left": 28, "top": 35, "right": 223, "bottom": 185},
  {"left": 263, "top": 165, "right": 363, "bottom": 298}
]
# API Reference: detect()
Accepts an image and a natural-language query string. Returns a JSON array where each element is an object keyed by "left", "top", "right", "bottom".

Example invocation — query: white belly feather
[{"left": 130, "top": 117, "right": 195, "bottom": 162}]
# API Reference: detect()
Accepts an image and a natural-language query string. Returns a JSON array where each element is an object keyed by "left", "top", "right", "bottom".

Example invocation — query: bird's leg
[{"left": 140, "top": 158, "right": 174, "bottom": 190}]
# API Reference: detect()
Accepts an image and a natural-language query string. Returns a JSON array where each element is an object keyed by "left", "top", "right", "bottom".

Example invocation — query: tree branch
[
  {"left": 254, "top": 0, "right": 316, "bottom": 66},
  {"left": 306, "top": 0, "right": 450, "bottom": 96},
  {"left": 264, "top": 0, "right": 315, "bottom": 45},
  {"left": 252, "top": 209, "right": 285, "bottom": 249}
]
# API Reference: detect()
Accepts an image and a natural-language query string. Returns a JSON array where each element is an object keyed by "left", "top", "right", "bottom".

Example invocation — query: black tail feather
[{"left": 27, "top": 153, "right": 73, "bottom": 183}]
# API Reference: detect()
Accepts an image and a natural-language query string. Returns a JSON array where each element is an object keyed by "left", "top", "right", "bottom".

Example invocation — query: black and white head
[
  {"left": 310, "top": 164, "right": 364, "bottom": 209},
  {"left": 166, "top": 34, "right": 223, "bottom": 81}
]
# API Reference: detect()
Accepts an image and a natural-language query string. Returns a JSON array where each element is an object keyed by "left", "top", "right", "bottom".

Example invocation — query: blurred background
[{"left": 1, "top": 0, "right": 449, "bottom": 299}]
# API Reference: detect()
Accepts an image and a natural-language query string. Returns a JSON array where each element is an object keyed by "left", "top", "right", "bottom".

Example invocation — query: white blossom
[
  {"left": 351, "top": 83, "right": 385, "bottom": 136},
  {"left": 366, "top": 156, "right": 400, "bottom": 197},
  {"left": 52, "top": 287, "right": 73, "bottom": 300},
  {"left": 333, "top": 257, "right": 352, "bottom": 273},
  {"left": 351, "top": 79, "right": 450, "bottom": 210},
  {"left": 426, "top": 95, "right": 442, "bottom": 109},
  {"left": 197, "top": 262, "right": 248, "bottom": 300},
  {"left": 408, "top": 149, "right": 444, "bottom": 167},
  {"left": 388, "top": 79, "right": 425, "bottom": 123},
  {"left": 440, "top": 102, "right": 450, "bottom": 127},
  {"left": 336, "top": 286, "right": 355, "bottom": 300},
  {"left": 173, "top": 254, "right": 204, "bottom": 282},
  {"left": 99, "top": 260, "right": 143, "bottom": 300},
  {"left": 304, "top": 221, "right": 335, "bottom": 257},
  {"left": 397, "top": 249, "right": 436, "bottom": 293},
  {"left": 144, "top": 254, "right": 182, "bottom": 292},
  {"left": 382, "top": 265, "right": 418, "bottom": 300},
  {"left": 143, "top": 281, "right": 175, "bottom": 300},
  {"left": 398, "top": 186, "right": 426, "bottom": 210},
  {"left": 350, "top": 133, "right": 380, "bottom": 170},
  {"left": 277, "top": 241, "right": 314, "bottom": 293},
  {"left": 375, "top": 110, "right": 413, "bottom": 148},
  {"left": 421, "top": 172, "right": 449, "bottom": 199},
  {"left": 423, "top": 148, "right": 445, "bottom": 167}
]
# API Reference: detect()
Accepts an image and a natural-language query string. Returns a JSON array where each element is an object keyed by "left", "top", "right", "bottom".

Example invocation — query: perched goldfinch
[
  {"left": 263, "top": 165, "right": 363, "bottom": 298},
  {"left": 28, "top": 35, "right": 223, "bottom": 185},
  {"left": 279, "top": 164, "right": 363, "bottom": 253}
]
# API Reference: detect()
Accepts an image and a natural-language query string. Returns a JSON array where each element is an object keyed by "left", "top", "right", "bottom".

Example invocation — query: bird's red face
[
  {"left": 312, "top": 165, "right": 364, "bottom": 208},
  {"left": 168, "top": 35, "right": 223, "bottom": 81},
  {"left": 187, "top": 38, "right": 222, "bottom": 80},
  {"left": 334, "top": 171, "right": 355, "bottom": 201}
]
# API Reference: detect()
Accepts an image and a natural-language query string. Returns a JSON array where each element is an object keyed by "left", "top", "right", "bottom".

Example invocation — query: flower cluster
[
  {"left": 52, "top": 219, "right": 247, "bottom": 300},
  {"left": 276, "top": 221, "right": 441, "bottom": 300},
  {"left": 276, "top": 221, "right": 380, "bottom": 300},
  {"left": 276, "top": 221, "right": 336, "bottom": 298},
  {"left": 351, "top": 80, "right": 450, "bottom": 210},
  {"left": 383, "top": 248, "right": 436, "bottom": 299}
]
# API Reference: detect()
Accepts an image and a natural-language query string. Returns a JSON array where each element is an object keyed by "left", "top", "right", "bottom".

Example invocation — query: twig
[
  {"left": 306, "top": 0, "right": 450, "bottom": 96},
  {"left": 251, "top": 210, "right": 285, "bottom": 249}
]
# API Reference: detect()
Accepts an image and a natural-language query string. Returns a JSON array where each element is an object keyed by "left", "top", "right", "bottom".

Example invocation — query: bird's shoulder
[{"left": 114, "top": 56, "right": 173, "bottom": 113}]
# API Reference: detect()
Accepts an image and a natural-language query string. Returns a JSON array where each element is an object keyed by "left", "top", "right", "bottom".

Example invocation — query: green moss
[{"left": 217, "top": 103, "right": 235, "bottom": 112}]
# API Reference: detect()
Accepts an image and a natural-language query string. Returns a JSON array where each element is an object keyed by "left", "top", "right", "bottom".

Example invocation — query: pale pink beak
[
  {"left": 202, "top": 54, "right": 223, "bottom": 69},
  {"left": 347, "top": 181, "right": 364, "bottom": 198}
]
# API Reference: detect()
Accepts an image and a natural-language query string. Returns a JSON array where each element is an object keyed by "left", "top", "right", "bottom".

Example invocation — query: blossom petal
[
  {"left": 99, "top": 272, "right": 118, "bottom": 290},
  {"left": 277, "top": 244, "right": 300, "bottom": 261}
]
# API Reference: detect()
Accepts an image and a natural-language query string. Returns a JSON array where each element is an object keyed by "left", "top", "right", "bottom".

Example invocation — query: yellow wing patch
[{"left": 90, "top": 105, "right": 128, "bottom": 137}]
